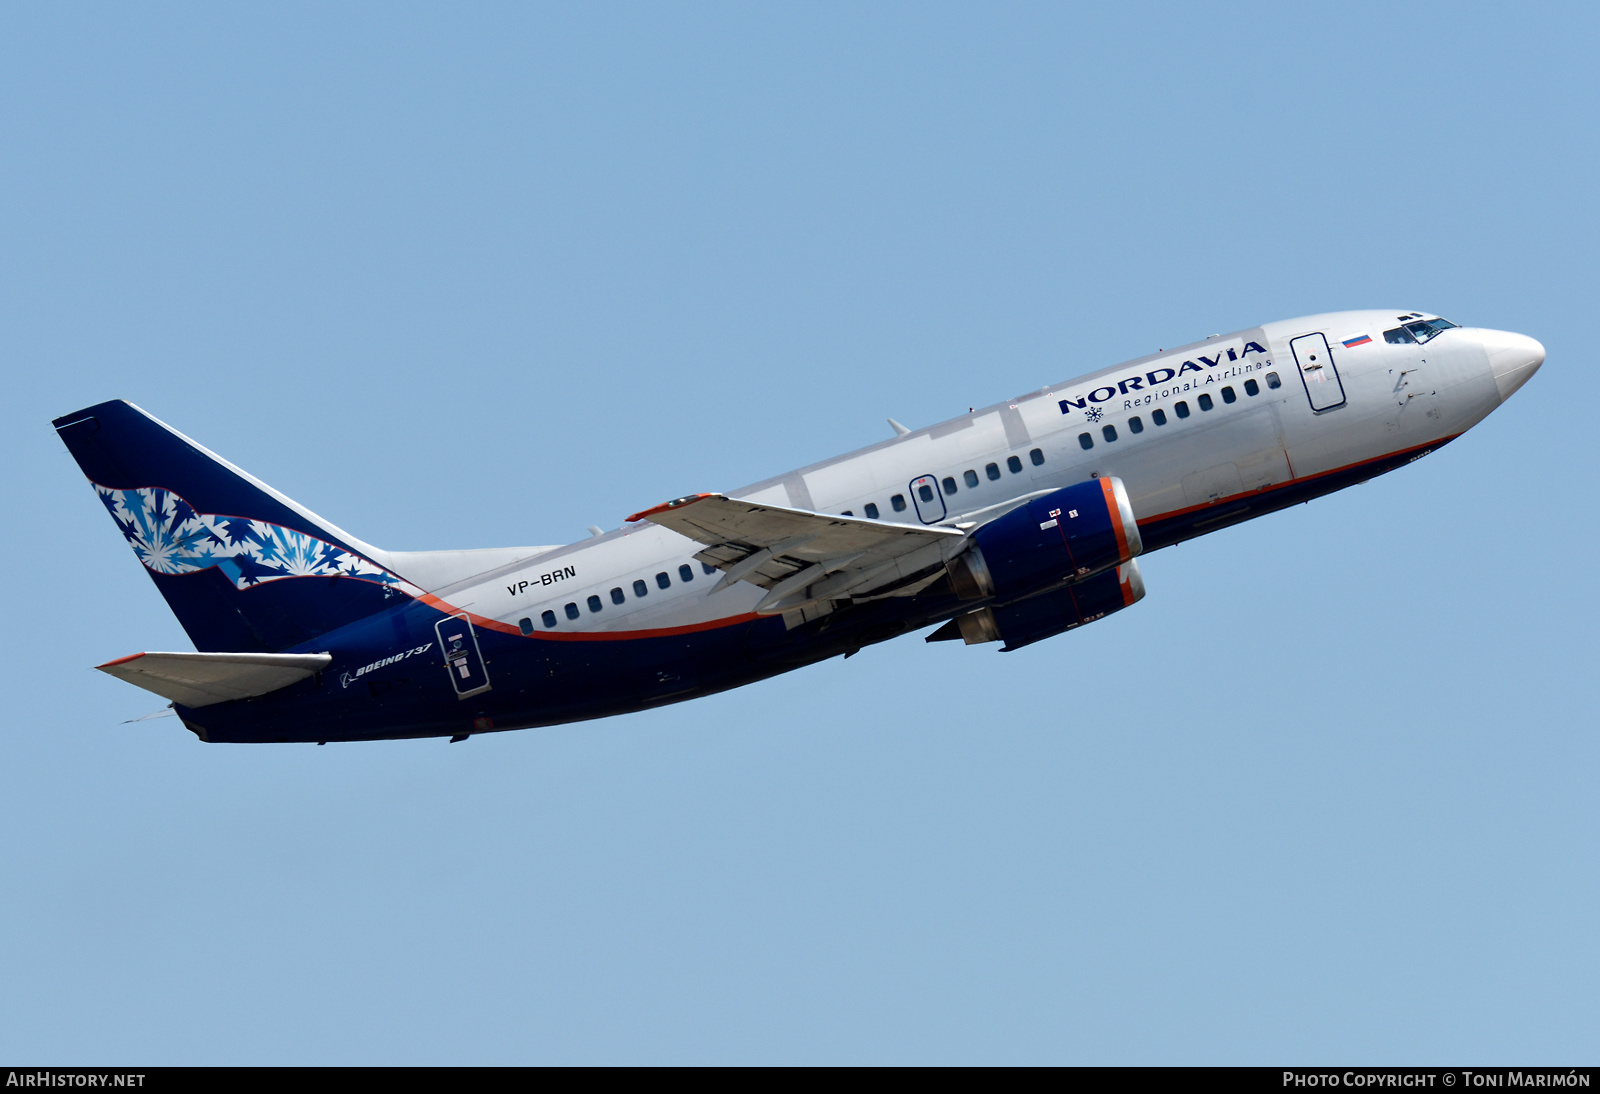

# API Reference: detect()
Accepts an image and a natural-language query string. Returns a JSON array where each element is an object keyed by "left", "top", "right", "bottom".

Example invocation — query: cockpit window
[{"left": 1388, "top": 317, "right": 1458, "bottom": 344}]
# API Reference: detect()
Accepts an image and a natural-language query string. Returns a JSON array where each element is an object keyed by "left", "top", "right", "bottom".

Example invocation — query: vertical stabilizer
[{"left": 54, "top": 400, "right": 412, "bottom": 651}]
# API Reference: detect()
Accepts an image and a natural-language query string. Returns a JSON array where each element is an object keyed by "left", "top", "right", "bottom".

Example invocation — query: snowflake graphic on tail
[{"left": 96, "top": 486, "right": 408, "bottom": 591}]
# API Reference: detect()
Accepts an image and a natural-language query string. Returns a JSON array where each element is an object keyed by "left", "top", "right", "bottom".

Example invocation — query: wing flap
[{"left": 98, "top": 651, "right": 332, "bottom": 708}]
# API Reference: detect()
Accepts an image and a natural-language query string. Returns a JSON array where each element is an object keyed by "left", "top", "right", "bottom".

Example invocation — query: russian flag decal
[{"left": 1342, "top": 334, "right": 1373, "bottom": 347}]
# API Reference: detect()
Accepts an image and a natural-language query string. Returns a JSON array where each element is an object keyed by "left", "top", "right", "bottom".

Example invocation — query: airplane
[{"left": 54, "top": 309, "right": 1544, "bottom": 745}]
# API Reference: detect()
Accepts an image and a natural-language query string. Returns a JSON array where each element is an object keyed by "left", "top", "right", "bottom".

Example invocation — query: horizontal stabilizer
[{"left": 97, "top": 651, "right": 332, "bottom": 708}]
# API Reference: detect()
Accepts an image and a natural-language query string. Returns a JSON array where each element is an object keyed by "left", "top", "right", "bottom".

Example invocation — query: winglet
[{"left": 625, "top": 493, "right": 723, "bottom": 523}]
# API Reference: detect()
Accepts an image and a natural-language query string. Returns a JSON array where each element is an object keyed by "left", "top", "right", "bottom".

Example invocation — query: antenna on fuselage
[
  {"left": 586, "top": 525, "right": 604, "bottom": 538},
  {"left": 887, "top": 418, "right": 910, "bottom": 438}
]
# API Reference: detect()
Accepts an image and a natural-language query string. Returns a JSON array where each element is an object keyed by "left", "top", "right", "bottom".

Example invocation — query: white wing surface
[
  {"left": 626, "top": 493, "right": 967, "bottom": 614},
  {"left": 98, "top": 651, "right": 332, "bottom": 708}
]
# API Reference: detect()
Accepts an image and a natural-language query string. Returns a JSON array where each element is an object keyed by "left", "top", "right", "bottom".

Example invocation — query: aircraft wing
[{"left": 626, "top": 493, "right": 966, "bottom": 613}]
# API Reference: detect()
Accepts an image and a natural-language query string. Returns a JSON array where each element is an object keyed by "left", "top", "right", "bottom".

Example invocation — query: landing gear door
[
  {"left": 1290, "top": 332, "right": 1347, "bottom": 412},
  {"left": 435, "top": 613, "right": 492, "bottom": 699}
]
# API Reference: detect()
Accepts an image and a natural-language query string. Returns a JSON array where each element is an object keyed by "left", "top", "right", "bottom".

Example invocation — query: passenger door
[
  {"left": 1290, "top": 332, "right": 1348, "bottom": 412},
  {"left": 909, "top": 474, "right": 946, "bottom": 524}
]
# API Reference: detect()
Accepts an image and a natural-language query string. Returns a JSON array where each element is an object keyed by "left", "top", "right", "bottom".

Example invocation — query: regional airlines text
[{"left": 1058, "top": 341, "right": 1272, "bottom": 415}]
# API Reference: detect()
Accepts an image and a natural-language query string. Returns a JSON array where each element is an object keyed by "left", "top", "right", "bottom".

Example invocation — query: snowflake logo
[
  {"left": 1085, "top": 406, "right": 1104, "bottom": 423},
  {"left": 94, "top": 485, "right": 412, "bottom": 593}
]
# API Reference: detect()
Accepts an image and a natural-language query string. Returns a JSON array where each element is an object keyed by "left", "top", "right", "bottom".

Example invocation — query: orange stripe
[
  {"left": 1136, "top": 436, "right": 1456, "bottom": 528},
  {"left": 524, "top": 613, "right": 761, "bottom": 642},
  {"left": 414, "top": 437, "right": 1453, "bottom": 644},
  {"left": 1100, "top": 476, "right": 1130, "bottom": 560},
  {"left": 416, "top": 591, "right": 757, "bottom": 642},
  {"left": 98, "top": 652, "right": 147, "bottom": 668}
]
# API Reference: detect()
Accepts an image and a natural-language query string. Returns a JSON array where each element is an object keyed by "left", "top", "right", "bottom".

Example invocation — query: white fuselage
[{"left": 411, "top": 310, "right": 1537, "bottom": 642}]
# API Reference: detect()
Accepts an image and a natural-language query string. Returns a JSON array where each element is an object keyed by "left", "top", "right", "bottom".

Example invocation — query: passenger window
[
  {"left": 985, "top": 462, "right": 1000, "bottom": 481},
  {"left": 1129, "top": 416, "right": 1143, "bottom": 434},
  {"left": 564, "top": 602, "right": 580, "bottom": 620},
  {"left": 656, "top": 571, "right": 671, "bottom": 590},
  {"left": 1198, "top": 393, "right": 1214, "bottom": 411},
  {"left": 701, "top": 562, "right": 716, "bottom": 575},
  {"left": 1152, "top": 408, "right": 1167, "bottom": 426},
  {"left": 1266, "top": 372, "right": 1281, "bottom": 389},
  {"left": 941, "top": 477, "right": 957, "bottom": 496},
  {"left": 519, "top": 617, "right": 534, "bottom": 636},
  {"left": 1222, "top": 386, "right": 1237, "bottom": 403},
  {"left": 865, "top": 502, "right": 880, "bottom": 519},
  {"left": 1079, "top": 432, "right": 1093, "bottom": 450},
  {"left": 1007, "top": 455, "right": 1023, "bottom": 474},
  {"left": 1244, "top": 378, "right": 1259, "bottom": 397},
  {"left": 587, "top": 594, "right": 603, "bottom": 613},
  {"left": 1175, "top": 401, "right": 1190, "bottom": 418},
  {"left": 633, "top": 579, "right": 648, "bottom": 597},
  {"left": 679, "top": 564, "right": 694, "bottom": 583},
  {"left": 841, "top": 510, "right": 852, "bottom": 517},
  {"left": 1030, "top": 448, "right": 1045, "bottom": 466},
  {"left": 610, "top": 587, "right": 625, "bottom": 605},
  {"left": 541, "top": 609, "right": 557, "bottom": 628},
  {"left": 918, "top": 484, "right": 935, "bottom": 502},
  {"left": 1102, "top": 424, "right": 1117, "bottom": 442},
  {"left": 964, "top": 469, "right": 979, "bottom": 488},
  {"left": 891, "top": 494, "right": 907, "bottom": 512}
]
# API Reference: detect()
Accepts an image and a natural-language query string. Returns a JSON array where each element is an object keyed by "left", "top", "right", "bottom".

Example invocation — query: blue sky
[{"left": 2, "top": 2, "right": 1595, "bottom": 1063}]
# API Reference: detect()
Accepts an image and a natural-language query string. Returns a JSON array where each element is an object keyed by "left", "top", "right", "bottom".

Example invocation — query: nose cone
[{"left": 1479, "top": 329, "right": 1546, "bottom": 402}]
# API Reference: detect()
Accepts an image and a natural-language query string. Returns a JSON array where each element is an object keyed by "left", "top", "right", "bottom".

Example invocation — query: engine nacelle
[
  {"left": 952, "top": 559, "right": 1145, "bottom": 650},
  {"left": 947, "top": 476, "right": 1143, "bottom": 601}
]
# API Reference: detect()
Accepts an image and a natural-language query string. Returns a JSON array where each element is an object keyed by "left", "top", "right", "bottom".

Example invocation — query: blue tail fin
[{"left": 54, "top": 400, "right": 411, "bottom": 652}]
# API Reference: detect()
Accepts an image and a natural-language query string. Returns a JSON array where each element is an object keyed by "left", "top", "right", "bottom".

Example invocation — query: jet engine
[
  {"left": 934, "top": 559, "right": 1146, "bottom": 650},
  {"left": 947, "top": 476, "right": 1143, "bottom": 601}
]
